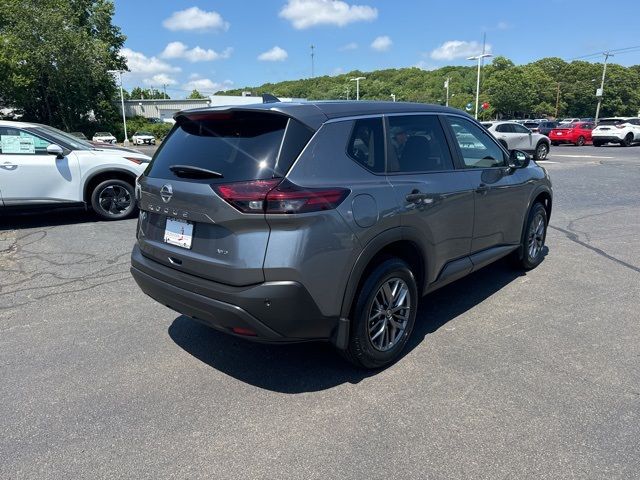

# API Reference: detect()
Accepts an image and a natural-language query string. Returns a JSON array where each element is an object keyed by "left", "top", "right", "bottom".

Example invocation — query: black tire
[
  {"left": 91, "top": 179, "right": 136, "bottom": 220},
  {"left": 511, "top": 202, "right": 548, "bottom": 270},
  {"left": 593, "top": 140, "right": 602, "bottom": 147},
  {"left": 621, "top": 133, "right": 633, "bottom": 147},
  {"left": 551, "top": 141, "right": 559, "bottom": 146},
  {"left": 576, "top": 136, "right": 585, "bottom": 146},
  {"left": 534, "top": 142, "right": 549, "bottom": 160},
  {"left": 342, "top": 258, "right": 418, "bottom": 369}
]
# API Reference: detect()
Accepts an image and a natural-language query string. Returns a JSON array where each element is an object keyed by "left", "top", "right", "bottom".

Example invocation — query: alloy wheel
[
  {"left": 98, "top": 185, "right": 132, "bottom": 216},
  {"left": 368, "top": 278, "right": 411, "bottom": 352},
  {"left": 527, "top": 213, "right": 546, "bottom": 260}
]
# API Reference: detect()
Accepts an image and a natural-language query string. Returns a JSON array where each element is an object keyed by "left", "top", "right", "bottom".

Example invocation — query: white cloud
[
  {"left": 371, "top": 35, "right": 392, "bottom": 52},
  {"left": 183, "top": 77, "right": 234, "bottom": 93},
  {"left": 163, "top": 7, "right": 229, "bottom": 32},
  {"left": 161, "top": 41, "right": 232, "bottom": 62},
  {"left": 121, "top": 48, "right": 180, "bottom": 75},
  {"left": 279, "top": 0, "right": 377, "bottom": 29},
  {"left": 258, "top": 46, "right": 288, "bottom": 62},
  {"left": 339, "top": 42, "right": 358, "bottom": 51},
  {"left": 430, "top": 40, "right": 492, "bottom": 61},
  {"left": 497, "top": 21, "right": 510, "bottom": 30},
  {"left": 143, "top": 74, "right": 177, "bottom": 86}
]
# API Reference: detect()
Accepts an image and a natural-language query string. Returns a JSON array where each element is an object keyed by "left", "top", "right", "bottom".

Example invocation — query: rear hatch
[
  {"left": 594, "top": 118, "right": 625, "bottom": 132},
  {"left": 136, "top": 109, "right": 315, "bottom": 286}
]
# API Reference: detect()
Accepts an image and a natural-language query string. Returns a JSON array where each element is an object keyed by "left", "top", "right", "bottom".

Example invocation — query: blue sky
[{"left": 113, "top": 0, "right": 640, "bottom": 98}]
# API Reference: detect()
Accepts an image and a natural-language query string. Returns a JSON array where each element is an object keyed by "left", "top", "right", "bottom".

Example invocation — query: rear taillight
[
  {"left": 615, "top": 124, "right": 626, "bottom": 129},
  {"left": 213, "top": 179, "right": 349, "bottom": 214}
]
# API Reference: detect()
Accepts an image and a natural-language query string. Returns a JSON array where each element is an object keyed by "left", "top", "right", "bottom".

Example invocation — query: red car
[{"left": 549, "top": 122, "right": 595, "bottom": 146}]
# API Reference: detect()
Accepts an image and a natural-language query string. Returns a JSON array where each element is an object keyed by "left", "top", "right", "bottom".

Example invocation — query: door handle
[
  {"left": 0, "top": 162, "right": 18, "bottom": 171},
  {"left": 406, "top": 191, "right": 429, "bottom": 204},
  {"left": 475, "top": 184, "right": 489, "bottom": 195}
]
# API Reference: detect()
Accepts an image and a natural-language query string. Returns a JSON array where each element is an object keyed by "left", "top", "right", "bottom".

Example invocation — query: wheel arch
[
  {"left": 333, "top": 227, "right": 428, "bottom": 349},
  {"left": 83, "top": 169, "right": 138, "bottom": 203}
]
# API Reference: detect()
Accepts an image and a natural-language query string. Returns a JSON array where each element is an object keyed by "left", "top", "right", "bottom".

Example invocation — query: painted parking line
[
  {"left": 536, "top": 160, "right": 558, "bottom": 164},
  {"left": 552, "top": 154, "right": 614, "bottom": 159}
]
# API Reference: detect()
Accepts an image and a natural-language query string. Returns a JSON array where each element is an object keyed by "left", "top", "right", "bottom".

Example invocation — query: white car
[
  {"left": 482, "top": 121, "right": 551, "bottom": 160},
  {"left": 92, "top": 131, "right": 117, "bottom": 144},
  {"left": 592, "top": 117, "right": 640, "bottom": 147},
  {"left": 0, "top": 120, "right": 150, "bottom": 219},
  {"left": 131, "top": 131, "right": 156, "bottom": 146},
  {"left": 559, "top": 118, "right": 580, "bottom": 125}
]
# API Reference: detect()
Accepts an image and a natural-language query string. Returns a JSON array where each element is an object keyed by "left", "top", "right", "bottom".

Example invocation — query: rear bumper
[
  {"left": 130, "top": 244, "right": 337, "bottom": 343},
  {"left": 592, "top": 134, "right": 624, "bottom": 142}
]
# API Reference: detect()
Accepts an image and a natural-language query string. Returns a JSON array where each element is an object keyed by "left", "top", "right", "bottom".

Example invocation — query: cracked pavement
[{"left": 1, "top": 145, "right": 639, "bottom": 479}]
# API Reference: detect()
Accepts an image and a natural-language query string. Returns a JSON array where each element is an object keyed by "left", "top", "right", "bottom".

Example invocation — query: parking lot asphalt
[{"left": 1, "top": 144, "right": 639, "bottom": 479}]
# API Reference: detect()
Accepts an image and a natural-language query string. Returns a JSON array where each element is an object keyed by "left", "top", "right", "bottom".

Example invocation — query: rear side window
[
  {"left": 496, "top": 124, "right": 514, "bottom": 133},
  {"left": 387, "top": 115, "right": 454, "bottom": 173},
  {"left": 347, "top": 117, "right": 385, "bottom": 173},
  {"left": 146, "top": 111, "right": 312, "bottom": 183}
]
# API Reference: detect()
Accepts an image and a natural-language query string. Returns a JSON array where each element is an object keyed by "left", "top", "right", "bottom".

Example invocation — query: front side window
[
  {"left": 445, "top": 116, "right": 507, "bottom": 168},
  {"left": 386, "top": 115, "right": 453, "bottom": 173},
  {"left": 495, "top": 124, "right": 514, "bottom": 133},
  {"left": 513, "top": 124, "right": 531, "bottom": 134},
  {"left": 347, "top": 117, "right": 385, "bottom": 173},
  {"left": 0, "top": 127, "right": 52, "bottom": 155}
]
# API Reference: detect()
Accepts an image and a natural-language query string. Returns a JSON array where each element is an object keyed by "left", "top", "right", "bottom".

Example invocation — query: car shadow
[
  {"left": 1, "top": 207, "right": 118, "bottom": 230},
  {"left": 168, "top": 256, "right": 533, "bottom": 394}
]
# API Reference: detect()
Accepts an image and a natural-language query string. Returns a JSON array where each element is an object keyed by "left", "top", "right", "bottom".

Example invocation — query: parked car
[
  {"left": 549, "top": 122, "right": 595, "bottom": 146},
  {"left": 559, "top": 118, "right": 580, "bottom": 124},
  {"left": 482, "top": 121, "right": 551, "bottom": 160},
  {"left": 70, "top": 131, "right": 88, "bottom": 140},
  {"left": 522, "top": 120, "right": 541, "bottom": 133},
  {"left": 538, "top": 121, "right": 559, "bottom": 137},
  {"left": 132, "top": 131, "right": 156, "bottom": 145},
  {"left": 130, "top": 102, "right": 553, "bottom": 368},
  {"left": 592, "top": 117, "right": 640, "bottom": 147},
  {"left": 0, "top": 120, "right": 150, "bottom": 219},
  {"left": 92, "top": 131, "right": 117, "bottom": 144}
]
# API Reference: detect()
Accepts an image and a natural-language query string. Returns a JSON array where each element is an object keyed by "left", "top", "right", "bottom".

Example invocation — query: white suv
[
  {"left": 592, "top": 118, "right": 640, "bottom": 147},
  {"left": 0, "top": 121, "right": 150, "bottom": 219},
  {"left": 482, "top": 121, "right": 551, "bottom": 160}
]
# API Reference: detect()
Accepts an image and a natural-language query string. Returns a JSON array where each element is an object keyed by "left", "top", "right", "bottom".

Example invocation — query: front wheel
[
  {"left": 534, "top": 142, "right": 549, "bottom": 160},
  {"left": 512, "top": 202, "right": 548, "bottom": 270},
  {"left": 91, "top": 179, "right": 136, "bottom": 220},
  {"left": 343, "top": 258, "right": 418, "bottom": 369}
]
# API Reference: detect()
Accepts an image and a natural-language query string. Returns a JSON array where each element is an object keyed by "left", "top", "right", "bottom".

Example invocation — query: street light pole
[
  {"left": 467, "top": 54, "right": 492, "bottom": 119},
  {"left": 390, "top": 93, "right": 396, "bottom": 102},
  {"left": 349, "top": 77, "right": 365, "bottom": 100},
  {"left": 444, "top": 77, "right": 450, "bottom": 107},
  {"left": 108, "top": 69, "right": 129, "bottom": 146},
  {"left": 594, "top": 52, "right": 613, "bottom": 125}
]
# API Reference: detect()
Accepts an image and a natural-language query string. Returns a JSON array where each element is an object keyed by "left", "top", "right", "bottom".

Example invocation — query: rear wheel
[
  {"left": 551, "top": 141, "right": 559, "bottom": 146},
  {"left": 621, "top": 133, "right": 633, "bottom": 147},
  {"left": 534, "top": 142, "right": 549, "bottom": 160},
  {"left": 511, "top": 202, "right": 548, "bottom": 270},
  {"left": 91, "top": 179, "right": 136, "bottom": 220},
  {"left": 576, "top": 136, "right": 585, "bottom": 146},
  {"left": 343, "top": 258, "right": 418, "bottom": 369},
  {"left": 593, "top": 140, "right": 603, "bottom": 147}
]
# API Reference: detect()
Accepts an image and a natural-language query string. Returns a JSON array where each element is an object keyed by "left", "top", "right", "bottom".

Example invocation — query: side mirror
[
  {"left": 46, "top": 144, "right": 65, "bottom": 159},
  {"left": 508, "top": 150, "right": 530, "bottom": 169}
]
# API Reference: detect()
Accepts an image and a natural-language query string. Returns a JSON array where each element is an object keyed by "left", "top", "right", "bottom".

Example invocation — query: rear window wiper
[{"left": 169, "top": 165, "right": 224, "bottom": 179}]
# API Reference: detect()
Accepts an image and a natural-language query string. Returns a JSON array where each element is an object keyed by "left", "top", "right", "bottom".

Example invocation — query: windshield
[
  {"left": 28, "top": 124, "right": 94, "bottom": 150},
  {"left": 137, "top": 132, "right": 153, "bottom": 136}
]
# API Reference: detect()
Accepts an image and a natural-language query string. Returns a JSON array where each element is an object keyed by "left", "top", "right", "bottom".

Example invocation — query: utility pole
[
  {"left": 349, "top": 76, "right": 365, "bottom": 100},
  {"left": 163, "top": 84, "right": 167, "bottom": 100},
  {"left": 467, "top": 54, "right": 492, "bottom": 119},
  {"left": 444, "top": 77, "right": 450, "bottom": 107},
  {"left": 594, "top": 51, "right": 613, "bottom": 124},
  {"left": 310, "top": 45, "right": 315, "bottom": 78},
  {"left": 345, "top": 87, "right": 349, "bottom": 101},
  {"left": 390, "top": 94, "right": 396, "bottom": 102},
  {"left": 108, "top": 69, "right": 129, "bottom": 146},
  {"left": 555, "top": 82, "right": 561, "bottom": 118}
]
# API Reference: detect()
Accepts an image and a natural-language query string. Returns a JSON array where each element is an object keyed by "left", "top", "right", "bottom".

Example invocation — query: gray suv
[{"left": 131, "top": 102, "right": 552, "bottom": 368}]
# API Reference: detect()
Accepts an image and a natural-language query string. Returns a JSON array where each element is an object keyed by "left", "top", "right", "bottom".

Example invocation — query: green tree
[
  {"left": 0, "top": 0, "right": 126, "bottom": 130},
  {"left": 187, "top": 89, "right": 206, "bottom": 99},
  {"left": 130, "top": 87, "right": 169, "bottom": 100}
]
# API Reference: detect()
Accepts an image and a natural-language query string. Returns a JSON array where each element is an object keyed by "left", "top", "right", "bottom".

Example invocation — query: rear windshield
[
  {"left": 145, "top": 111, "right": 313, "bottom": 183},
  {"left": 598, "top": 119, "right": 624, "bottom": 126}
]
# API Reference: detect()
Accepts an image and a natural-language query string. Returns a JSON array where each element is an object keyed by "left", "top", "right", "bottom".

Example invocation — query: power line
[{"left": 571, "top": 45, "right": 640, "bottom": 61}]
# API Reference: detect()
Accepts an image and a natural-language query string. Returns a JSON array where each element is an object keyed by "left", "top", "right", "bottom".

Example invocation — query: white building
[{"left": 122, "top": 94, "right": 304, "bottom": 122}]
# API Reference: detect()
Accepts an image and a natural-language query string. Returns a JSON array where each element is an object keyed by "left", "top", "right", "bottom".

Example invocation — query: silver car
[
  {"left": 131, "top": 102, "right": 552, "bottom": 368},
  {"left": 482, "top": 121, "right": 551, "bottom": 160}
]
